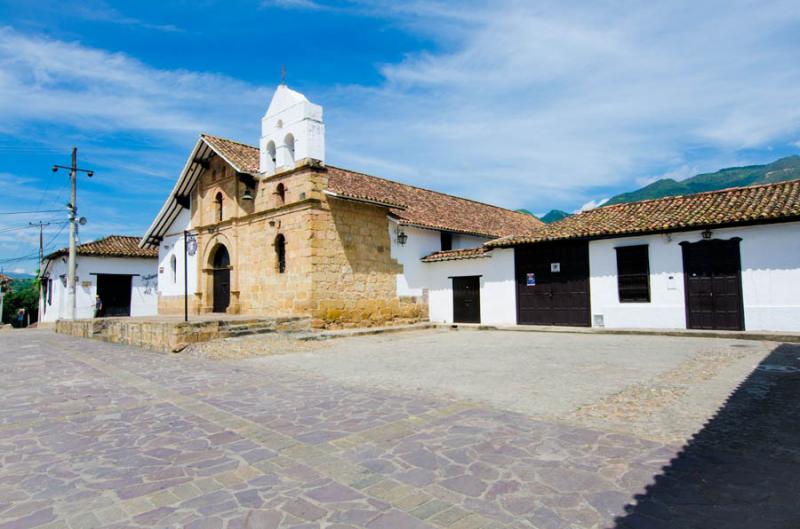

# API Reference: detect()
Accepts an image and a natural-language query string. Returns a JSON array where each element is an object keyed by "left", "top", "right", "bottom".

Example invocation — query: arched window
[
  {"left": 275, "top": 183, "right": 286, "bottom": 205},
  {"left": 215, "top": 192, "right": 223, "bottom": 222},
  {"left": 170, "top": 254, "right": 177, "bottom": 283},
  {"left": 275, "top": 234, "right": 286, "bottom": 273},
  {"left": 284, "top": 134, "right": 295, "bottom": 166},
  {"left": 266, "top": 141, "right": 277, "bottom": 172}
]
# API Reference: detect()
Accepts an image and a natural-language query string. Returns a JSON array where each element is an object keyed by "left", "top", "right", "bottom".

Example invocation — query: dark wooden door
[
  {"left": 452, "top": 276, "right": 481, "bottom": 323},
  {"left": 515, "top": 241, "right": 591, "bottom": 326},
  {"left": 96, "top": 274, "right": 132, "bottom": 317},
  {"left": 681, "top": 239, "right": 744, "bottom": 330},
  {"left": 212, "top": 245, "right": 231, "bottom": 313}
]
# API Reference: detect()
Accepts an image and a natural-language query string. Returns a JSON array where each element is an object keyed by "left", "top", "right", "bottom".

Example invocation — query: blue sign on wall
[{"left": 526, "top": 272, "right": 536, "bottom": 286}]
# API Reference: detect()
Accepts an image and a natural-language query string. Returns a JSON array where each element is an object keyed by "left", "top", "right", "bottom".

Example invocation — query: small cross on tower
[{"left": 280, "top": 64, "right": 286, "bottom": 85}]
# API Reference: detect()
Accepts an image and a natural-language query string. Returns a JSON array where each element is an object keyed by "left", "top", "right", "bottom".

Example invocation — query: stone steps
[{"left": 218, "top": 317, "right": 312, "bottom": 339}]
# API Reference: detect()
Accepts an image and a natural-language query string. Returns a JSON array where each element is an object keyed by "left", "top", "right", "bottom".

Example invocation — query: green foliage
[
  {"left": 2, "top": 279, "right": 39, "bottom": 325},
  {"left": 605, "top": 155, "right": 800, "bottom": 206},
  {"left": 540, "top": 209, "right": 571, "bottom": 223}
]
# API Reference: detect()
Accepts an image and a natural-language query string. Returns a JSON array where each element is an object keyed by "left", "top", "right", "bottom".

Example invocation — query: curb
[{"left": 436, "top": 323, "right": 800, "bottom": 343}]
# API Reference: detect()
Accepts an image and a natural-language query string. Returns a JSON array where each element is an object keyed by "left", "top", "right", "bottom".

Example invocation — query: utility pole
[
  {"left": 29, "top": 221, "right": 51, "bottom": 268},
  {"left": 52, "top": 148, "right": 94, "bottom": 320}
]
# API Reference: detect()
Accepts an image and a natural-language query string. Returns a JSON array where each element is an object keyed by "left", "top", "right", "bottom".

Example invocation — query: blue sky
[{"left": 1, "top": 0, "right": 799, "bottom": 274}]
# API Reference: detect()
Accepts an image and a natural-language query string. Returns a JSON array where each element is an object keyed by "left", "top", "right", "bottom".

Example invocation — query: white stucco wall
[
  {"left": 426, "top": 248, "right": 516, "bottom": 325},
  {"left": 589, "top": 221, "right": 800, "bottom": 332},
  {"left": 39, "top": 255, "right": 158, "bottom": 322},
  {"left": 389, "top": 221, "right": 491, "bottom": 298},
  {"left": 589, "top": 233, "right": 687, "bottom": 329},
  {"left": 157, "top": 207, "right": 198, "bottom": 298}
]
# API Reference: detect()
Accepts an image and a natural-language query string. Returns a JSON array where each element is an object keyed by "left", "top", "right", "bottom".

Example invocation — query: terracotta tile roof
[
  {"left": 421, "top": 247, "right": 491, "bottom": 263},
  {"left": 488, "top": 179, "right": 800, "bottom": 247},
  {"left": 46, "top": 236, "right": 158, "bottom": 260},
  {"left": 325, "top": 166, "right": 543, "bottom": 238},
  {"left": 201, "top": 134, "right": 261, "bottom": 174},
  {"left": 0, "top": 273, "right": 11, "bottom": 285},
  {"left": 188, "top": 135, "right": 543, "bottom": 238}
]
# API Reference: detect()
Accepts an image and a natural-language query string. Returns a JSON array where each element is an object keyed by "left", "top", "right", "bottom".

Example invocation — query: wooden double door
[
  {"left": 681, "top": 239, "right": 744, "bottom": 330},
  {"left": 515, "top": 241, "right": 591, "bottom": 327}
]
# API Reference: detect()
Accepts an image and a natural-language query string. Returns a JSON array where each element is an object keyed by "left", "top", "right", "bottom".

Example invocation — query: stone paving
[{"left": 0, "top": 330, "right": 798, "bottom": 529}]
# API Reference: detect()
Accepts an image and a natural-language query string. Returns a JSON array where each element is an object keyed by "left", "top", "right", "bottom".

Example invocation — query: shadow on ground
[{"left": 613, "top": 343, "right": 800, "bottom": 529}]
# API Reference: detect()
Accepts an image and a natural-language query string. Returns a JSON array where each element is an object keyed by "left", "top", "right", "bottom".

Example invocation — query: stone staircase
[{"left": 217, "top": 317, "right": 312, "bottom": 339}]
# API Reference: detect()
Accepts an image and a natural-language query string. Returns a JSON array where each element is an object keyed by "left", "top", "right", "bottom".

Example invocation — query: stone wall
[
  {"left": 158, "top": 294, "right": 201, "bottom": 316},
  {"left": 175, "top": 157, "right": 426, "bottom": 327},
  {"left": 55, "top": 316, "right": 311, "bottom": 353},
  {"left": 309, "top": 199, "right": 426, "bottom": 327}
]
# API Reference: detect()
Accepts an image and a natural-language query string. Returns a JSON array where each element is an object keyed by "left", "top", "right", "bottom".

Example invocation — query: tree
[{"left": 2, "top": 279, "right": 39, "bottom": 326}]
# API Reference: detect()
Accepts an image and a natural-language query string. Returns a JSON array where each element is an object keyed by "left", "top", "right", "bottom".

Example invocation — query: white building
[
  {"left": 39, "top": 236, "right": 158, "bottom": 323},
  {"left": 425, "top": 180, "right": 800, "bottom": 332}
]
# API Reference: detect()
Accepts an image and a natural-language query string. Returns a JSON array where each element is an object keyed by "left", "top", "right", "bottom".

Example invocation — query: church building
[{"left": 140, "top": 84, "right": 542, "bottom": 326}]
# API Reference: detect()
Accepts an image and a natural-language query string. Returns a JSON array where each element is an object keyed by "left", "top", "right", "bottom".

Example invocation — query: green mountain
[
  {"left": 605, "top": 155, "right": 800, "bottom": 206},
  {"left": 540, "top": 209, "right": 571, "bottom": 223},
  {"left": 515, "top": 208, "right": 572, "bottom": 223}
]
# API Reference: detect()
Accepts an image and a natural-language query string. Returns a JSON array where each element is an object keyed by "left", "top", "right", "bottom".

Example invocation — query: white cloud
[
  {"left": 261, "top": 0, "right": 326, "bottom": 10},
  {"left": 65, "top": 0, "right": 183, "bottom": 32},
  {"left": 0, "top": 27, "right": 269, "bottom": 141},
  {"left": 324, "top": 0, "right": 800, "bottom": 210},
  {"left": 11, "top": 267, "right": 26, "bottom": 274},
  {"left": 577, "top": 197, "right": 608, "bottom": 213}
]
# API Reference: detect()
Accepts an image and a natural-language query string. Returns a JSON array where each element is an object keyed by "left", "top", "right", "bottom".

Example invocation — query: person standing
[
  {"left": 94, "top": 295, "right": 103, "bottom": 318},
  {"left": 16, "top": 308, "right": 25, "bottom": 328}
]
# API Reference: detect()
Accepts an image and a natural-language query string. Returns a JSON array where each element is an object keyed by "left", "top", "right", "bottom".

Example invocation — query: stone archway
[{"left": 210, "top": 244, "right": 231, "bottom": 313}]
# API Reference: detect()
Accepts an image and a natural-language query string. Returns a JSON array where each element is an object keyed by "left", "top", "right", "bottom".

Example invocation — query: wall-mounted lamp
[
  {"left": 701, "top": 229, "right": 713, "bottom": 240},
  {"left": 397, "top": 230, "right": 408, "bottom": 246}
]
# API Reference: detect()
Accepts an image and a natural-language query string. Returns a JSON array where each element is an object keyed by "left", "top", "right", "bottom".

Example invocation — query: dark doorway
[
  {"left": 681, "top": 238, "right": 744, "bottom": 330},
  {"left": 515, "top": 240, "right": 591, "bottom": 326},
  {"left": 96, "top": 274, "right": 132, "bottom": 317},
  {"left": 452, "top": 276, "right": 481, "bottom": 323},
  {"left": 212, "top": 245, "right": 231, "bottom": 313}
]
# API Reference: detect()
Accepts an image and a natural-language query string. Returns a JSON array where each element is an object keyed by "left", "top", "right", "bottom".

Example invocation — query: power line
[
  {"left": 0, "top": 209, "right": 63, "bottom": 215},
  {"left": 0, "top": 220, "right": 68, "bottom": 235},
  {"left": 0, "top": 224, "right": 68, "bottom": 265}
]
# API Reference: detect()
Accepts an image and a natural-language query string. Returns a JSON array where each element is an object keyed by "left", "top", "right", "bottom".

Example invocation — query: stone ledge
[{"left": 55, "top": 315, "right": 312, "bottom": 353}]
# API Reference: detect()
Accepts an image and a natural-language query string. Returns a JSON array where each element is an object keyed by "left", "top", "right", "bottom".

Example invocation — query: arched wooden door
[{"left": 211, "top": 245, "right": 230, "bottom": 313}]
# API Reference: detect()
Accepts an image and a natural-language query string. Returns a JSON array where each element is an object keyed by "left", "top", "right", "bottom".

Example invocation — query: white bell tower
[{"left": 259, "top": 83, "right": 325, "bottom": 175}]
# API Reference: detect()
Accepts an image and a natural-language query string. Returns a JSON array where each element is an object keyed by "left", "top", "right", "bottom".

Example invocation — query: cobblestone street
[{"left": 1, "top": 330, "right": 798, "bottom": 529}]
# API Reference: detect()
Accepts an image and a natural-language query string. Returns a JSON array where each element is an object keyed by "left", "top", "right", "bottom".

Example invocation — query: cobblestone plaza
[{"left": 1, "top": 330, "right": 797, "bottom": 528}]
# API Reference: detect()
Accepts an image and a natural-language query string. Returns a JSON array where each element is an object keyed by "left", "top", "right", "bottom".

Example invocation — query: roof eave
[
  {"left": 323, "top": 190, "right": 407, "bottom": 210},
  {"left": 487, "top": 215, "right": 800, "bottom": 247}
]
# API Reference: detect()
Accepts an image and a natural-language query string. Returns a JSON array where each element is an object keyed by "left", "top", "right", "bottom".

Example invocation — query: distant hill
[
  {"left": 515, "top": 208, "right": 572, "bottom": 224},
  {"left": 540, "top": 209, "right": 571, "bottom": 223},
  {"left": 605, "top": 155, "right": 800, "bottom": 206},
  {"left": 1, "top": 272, "right": 35, "bottom": 280}
]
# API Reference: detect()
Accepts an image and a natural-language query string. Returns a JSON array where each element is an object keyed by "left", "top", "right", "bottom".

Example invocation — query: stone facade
[
  {"left": 157, "top": 294, "right": 200, "bottom": 316},
  {"left": 174, "top": 155, "right": 425, "bottom": 327}
]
